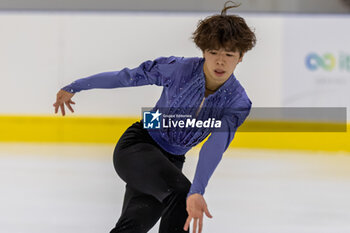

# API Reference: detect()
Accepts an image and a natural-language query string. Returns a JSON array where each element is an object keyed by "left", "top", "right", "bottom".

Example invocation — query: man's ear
[{"left": 239, "top": 53, "right": 245, "bottom": 63}]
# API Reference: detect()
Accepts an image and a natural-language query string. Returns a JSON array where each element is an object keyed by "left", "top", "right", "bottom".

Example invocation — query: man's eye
[
  {"left": 210, "top": 51, "right": 217, "bottom": 55},
  {"left": 226, "top": 54, "right": 234, "bottom": 57}
]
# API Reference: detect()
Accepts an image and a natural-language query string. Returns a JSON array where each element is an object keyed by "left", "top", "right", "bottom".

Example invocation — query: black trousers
[{"left": 110, "top": 121, "right": 191, "bottom": 233}]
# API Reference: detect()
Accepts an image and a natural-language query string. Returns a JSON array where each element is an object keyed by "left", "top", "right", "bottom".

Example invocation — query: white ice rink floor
[{"left": 1, "top": 143, "right": 350, "bottom": 233}]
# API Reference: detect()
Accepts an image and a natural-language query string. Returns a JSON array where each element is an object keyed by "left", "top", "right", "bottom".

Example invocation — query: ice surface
[{"left": 0, "top": 143, "right": 349, "bottom": 233}]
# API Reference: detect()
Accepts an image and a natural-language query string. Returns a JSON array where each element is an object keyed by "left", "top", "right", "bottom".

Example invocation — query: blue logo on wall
[
  {"left": 305, "top": 53, "right": 336, "bottom": 71},
  {"left": 143, "top": 109, "right": 162, "bottom": 129},
  {"left": 305, "top": 52, "right": 350, "bottom": 72}
]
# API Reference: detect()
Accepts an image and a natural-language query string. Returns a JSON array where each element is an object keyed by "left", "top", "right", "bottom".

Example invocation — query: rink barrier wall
[{"left": 0, "top": 115, "right": 349, "bottom": 152}]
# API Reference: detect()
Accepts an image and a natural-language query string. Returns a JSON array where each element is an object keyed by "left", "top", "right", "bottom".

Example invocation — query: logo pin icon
[{"left": 143, "top": 109, "right": 162, "bottom": 129}]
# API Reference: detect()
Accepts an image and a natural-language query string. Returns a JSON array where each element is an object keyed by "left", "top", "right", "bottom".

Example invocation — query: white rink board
[
  {"left": 282, "top": 15, "right": 350, "bottom": 110},
  {"left": 0, "top": 12, "right": 282, "bottom": 116},
  {"left": 1, "top": 12, "right": 349, "bottom": 119}
]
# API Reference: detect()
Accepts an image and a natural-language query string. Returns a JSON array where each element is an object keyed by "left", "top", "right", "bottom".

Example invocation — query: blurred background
[{"left": 0, "top": 0, "right": 349, "bottom": 233}]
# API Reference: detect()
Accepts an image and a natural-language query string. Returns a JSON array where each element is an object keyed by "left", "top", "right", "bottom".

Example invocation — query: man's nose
[{"left": 216, "top": 55, "right": 225, "bottom": 65}]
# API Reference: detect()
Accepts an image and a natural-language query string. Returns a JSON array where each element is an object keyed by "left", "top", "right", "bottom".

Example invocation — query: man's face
[{"left": 203, "top": 48, "right": 243, "bottom": 87}]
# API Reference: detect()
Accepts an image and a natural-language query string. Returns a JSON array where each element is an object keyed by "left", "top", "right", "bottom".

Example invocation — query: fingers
[
  {"left": 184, "top": 216, "right": 192, "bottom": 231},
  {"left": 65, "top": 101, "right": 75, "bottom": 113},
  {"left": 204, "top": 206, "right": 213, "bottom": 218},
  {"left": 54, "top": 103, "right": 59, "bottom": 114},
  {"left": 60, "top": 103, "right": 65, "bottom": 116},
  {"left": 54, "top": 90, "right": 75, "bottom": 115},
  {"left": 184, "top": 198, "right": 212, "bottom": 233},
  {"left": 184, "top": 217, "right": 204, "bottom": 233},
  {"left": 199, "top": 217, "right": 203, "bottom": 233},
  {"left": 192, "top": 218, "right": 197, "bottom": 233}
]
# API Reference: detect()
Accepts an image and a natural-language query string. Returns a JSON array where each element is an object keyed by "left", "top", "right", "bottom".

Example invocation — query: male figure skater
[{"left": 53, "top": 2, "right": 256, "bottom": 233}]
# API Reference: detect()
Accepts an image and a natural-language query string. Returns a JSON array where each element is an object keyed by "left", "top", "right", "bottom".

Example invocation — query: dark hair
[{"left": 192, "top": 1, "right": 256, "bottom": 56}]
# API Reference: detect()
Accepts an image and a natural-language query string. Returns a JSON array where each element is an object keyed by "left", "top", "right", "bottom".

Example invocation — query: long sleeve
[
  {"left": 187, "top": 98, "right": 252, "bottom": 197},
  {"left": 61, "top": 56, "right": 179, "bottom": 93}
]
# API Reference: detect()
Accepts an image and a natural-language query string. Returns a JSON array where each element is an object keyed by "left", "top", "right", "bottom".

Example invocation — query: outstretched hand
[
  {"left": 184, "top": 193, "right": 212, "bottom": 233},
  {"left": 53, "top": 89, "right": 75, "bottom": 116}
]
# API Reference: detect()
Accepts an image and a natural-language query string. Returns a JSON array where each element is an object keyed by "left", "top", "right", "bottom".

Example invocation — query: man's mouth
[{"left": 214, "top": 69, "right": 225, "bottom": 75}]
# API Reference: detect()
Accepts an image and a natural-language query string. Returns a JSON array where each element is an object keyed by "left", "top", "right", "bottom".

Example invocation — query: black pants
[{"left": 110, "top": 121, "right": 191, "bottom": 233}]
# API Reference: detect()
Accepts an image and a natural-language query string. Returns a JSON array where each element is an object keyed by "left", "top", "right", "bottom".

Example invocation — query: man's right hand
[{"left": 53, "top": 90, "right": 75, "bottom": 116}]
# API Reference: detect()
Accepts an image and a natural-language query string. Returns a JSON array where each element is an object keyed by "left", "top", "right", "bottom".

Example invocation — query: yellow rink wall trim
[{"left": 0, "top": 115, "right": 349, "bottom": 152}]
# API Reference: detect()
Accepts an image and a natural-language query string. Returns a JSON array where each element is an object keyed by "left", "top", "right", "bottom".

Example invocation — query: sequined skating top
[{"left": 62, "top": 56, "right": 251, "bottom": 197}]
